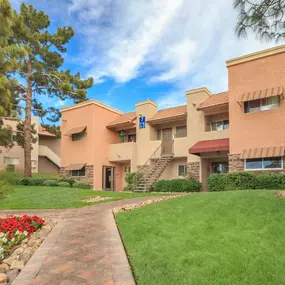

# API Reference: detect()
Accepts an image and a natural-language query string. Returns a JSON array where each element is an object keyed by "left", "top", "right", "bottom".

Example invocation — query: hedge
[
  {"left": 73, "top": 181, "right": 91, "bottom": 189},
  {"left": 42, "top": 180, "right": 59, "bottom": 187},
  {"left": 208, "top": 172, "right": 285, "bottom": 192},
  {"left": 58, "top": 182, "right": 71, "bottom": 187},
  {"left": 153, "top": 179, "right": 201, "bottom": 193}
]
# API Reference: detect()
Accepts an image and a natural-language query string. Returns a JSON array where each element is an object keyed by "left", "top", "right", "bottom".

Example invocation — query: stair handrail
[
  {"left": 132, "top": 139, "right": 174, "bottom": 191},
  {"left": 142, "top": 139, "right": 175, "bottom": 187},
  {"left": 131, "top": 142, "right": 163, "bottom": 191}
]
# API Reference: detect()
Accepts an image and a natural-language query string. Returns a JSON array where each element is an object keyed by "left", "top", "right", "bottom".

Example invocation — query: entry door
[
  {"left": 103, "top": 166, "right": 115, "bottom": 191},
  {"left": 161, "top": 128, "right": 173, "bottom": 155}
]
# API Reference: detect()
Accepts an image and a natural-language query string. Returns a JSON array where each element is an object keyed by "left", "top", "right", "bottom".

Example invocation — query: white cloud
[{"left": 28, "top": 0, "right": 278, "bottom": 108}]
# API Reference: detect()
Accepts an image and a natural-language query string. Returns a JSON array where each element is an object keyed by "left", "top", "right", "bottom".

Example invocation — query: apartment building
[
  {"left": 0, "top": 117, "right": 61, "bottom": 174},
  {"left": 60, "top": 45, "right": 285, "bottom": 191}
]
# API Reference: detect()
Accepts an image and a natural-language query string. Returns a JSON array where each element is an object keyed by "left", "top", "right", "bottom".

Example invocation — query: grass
[
  {"left": 0, "top": 185, "right": 163, "bottom": 209},
  {"left": 116, "top": 190, "right": 285, "bottom": 285},
  {"left": 0, "top": 171, "right": 58, "bottom": 185}
]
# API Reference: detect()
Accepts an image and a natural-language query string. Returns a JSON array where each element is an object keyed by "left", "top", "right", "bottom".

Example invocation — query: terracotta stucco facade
[{"left": 60, "top": 45, "right": 285, "bottom": 191}]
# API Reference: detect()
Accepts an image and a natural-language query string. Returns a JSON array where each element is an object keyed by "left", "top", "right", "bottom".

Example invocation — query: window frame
[
  {"left": 211, "top": 120, "right": 229, "bottom": 131},
  {"left": 70, "top": 167, "right": 86, "bottom": 177},
  {"left": 176, "top": 125, "right": 187, "bottom": 138},
  {"left": 178, "top": 164, "right": 187, "bottom": 177},
  {"left": 3, "top": 157, "right": 20, "bottom": 165},
  {"left": 244, "top": 157, "right": 283, "bottom": 171},
  {"left": 71, "top": 130, "right": 86, "bottom": 141},
  {"left": 244, "top": 95, "right": 280, "bottom": 114}
]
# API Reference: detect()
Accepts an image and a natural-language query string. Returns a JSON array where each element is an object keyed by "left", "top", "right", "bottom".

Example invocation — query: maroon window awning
[{"left": 189, "top": 138, "right": 229, "bottom": 155}]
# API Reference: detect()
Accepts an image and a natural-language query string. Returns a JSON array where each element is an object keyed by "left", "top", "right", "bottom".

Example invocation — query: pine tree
[
  {"left": 234, "top": 0, "right": 285, "bottom": 42},
  {"left": 0, "top": 0, "right": 26, "bottom": 147},
  {"left": 5, "top": 3, "right": 93, "bottom": 177}
]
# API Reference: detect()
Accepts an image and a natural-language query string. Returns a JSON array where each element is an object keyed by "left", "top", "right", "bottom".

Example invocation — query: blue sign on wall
[{"left": 139, "top": 116, "right": 146, "bottom": 129}]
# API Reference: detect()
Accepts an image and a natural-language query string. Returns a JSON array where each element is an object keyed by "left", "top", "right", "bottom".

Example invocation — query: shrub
[
  {"left": 153, "top": 179, "right": 201, "bottom": 193},
  {"left": 123, "top": 172, "right": 144, "bottom": 191},
  {"left": 5, "top": 164, "right": 15, "bottom": 172},
  {"left": 208, "top": 172, "right": 285, "bottom": 192},
  {"left": 73, "top": 181, "right": 91, "bottom": 189},
  {"left": 58, "top": 181, "right": 70, "bottom": 187},
  {"left": 256, "top": 174, "right": 280, "bottom": 189},
  {"left": 16, "top": 178, "right": 32, "bottom": 186},
  {"left": 0, "top": 179, "right": 12, "bottom": 198},
  {"left": 29, "top": 178, "right": 46, "bottom": 186},
  {"left": 42, "top": 180, "right": 59, "bottom": 187},
  {"left": 58, "top": 178, "right": 75, "bottom": 187}
]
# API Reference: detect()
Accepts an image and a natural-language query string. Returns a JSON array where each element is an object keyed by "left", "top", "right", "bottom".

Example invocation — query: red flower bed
[{"left": 0, "top": 215, "right": 44, "bottom": 260}]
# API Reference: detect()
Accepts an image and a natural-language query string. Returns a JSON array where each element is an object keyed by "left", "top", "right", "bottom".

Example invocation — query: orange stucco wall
[
  {"left": 228, "top": 52, "right": 285, "bottom": 154},
  {"left": 61, "top": 103, "right": 124, "bottom": 191}
]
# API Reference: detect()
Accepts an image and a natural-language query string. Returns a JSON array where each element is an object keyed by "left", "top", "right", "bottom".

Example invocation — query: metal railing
[{"left": 132, "top": 139, "right": 174, "bottom": 191}]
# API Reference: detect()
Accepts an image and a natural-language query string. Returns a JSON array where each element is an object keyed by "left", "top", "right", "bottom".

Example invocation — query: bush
[
  {"left": 16, "top": 178, "right": 32, "bottom": 186},
  {"left": 208, "top": 172, "right": 285, "bottom": 192},
  {"left": 153, "top": 179, "right": 201, "bottom": 193},
  {"left": 29, "top": 178, "right": 46, "bottom": 186},
  {"left": 58, "top": 181, "right": 70, "bottom": 187},
  {"left": 42, "top": 180, "right": 59, "bottom": 187},
  {"left": 0, "top": 179, "right": 12, "bottom": 198},
  {"left": 123, "top": 172, "right": 143, "bottom": 191},
  {"left": 73, "top": 181, "right": 91, "bottom": 189},
  {"left": 5, "top": 164, "right": 15, "bottom": 172},
  {"left": 58, "top": 178, "right": 75, "bottom": 187}
]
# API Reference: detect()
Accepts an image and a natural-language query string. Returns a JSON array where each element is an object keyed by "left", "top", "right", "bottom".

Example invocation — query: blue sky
[{"left": 11, "top": 0, "right": 279, "bottom": 115}]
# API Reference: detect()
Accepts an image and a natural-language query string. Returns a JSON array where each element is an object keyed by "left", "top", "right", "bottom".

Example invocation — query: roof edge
[
  {"left": 61, "top": 100, "right": 123, "bottom": 115},
  {"left": 197, "top": 101, "right": 229, "bottom": 111},
  {"left": 186, "top": 87, "right": 211, "bottom": 97},
  {"left": 135, "top": 100, "right": 158, "bottom": 108},
  {"left": 226, "top": 45, "right": 285, "bottom": 67}
]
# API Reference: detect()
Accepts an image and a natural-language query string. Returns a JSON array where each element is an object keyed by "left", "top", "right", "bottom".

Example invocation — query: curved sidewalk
[{"left": 0, "top": 197, "right": 153, "bottom": 285}]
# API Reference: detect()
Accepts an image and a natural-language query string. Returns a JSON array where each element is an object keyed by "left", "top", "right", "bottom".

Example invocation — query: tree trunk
[{"left": 24, "top": 56, "right": 32, "bottom": 177}]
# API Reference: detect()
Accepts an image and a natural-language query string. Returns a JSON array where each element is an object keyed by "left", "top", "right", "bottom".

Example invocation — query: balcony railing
[{"left": 109, "top": 142, "right": 136, "bottom": 162}]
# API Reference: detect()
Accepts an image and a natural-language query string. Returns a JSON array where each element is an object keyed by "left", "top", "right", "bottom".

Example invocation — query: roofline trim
[
  {"left": 226, "top": 45, "right": 285, "bottom": 67},
  {"left": 197, "top": 101, "right": 229, "bottom": 111},
  {"left": 61, "top": 100, "right": 123, "bottom": 115},
  {"left": 186, "top": 87, "right": 211, "bottom": 97},
  {"left": 135, "top": 100, "right": 158, "bottom": 108},
  {"left": 147, "top": 113, "right": 187, "bottom": 124}
]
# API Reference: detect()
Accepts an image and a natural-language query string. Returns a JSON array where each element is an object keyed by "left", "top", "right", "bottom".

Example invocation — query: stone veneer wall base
[{"left": 60, "top": 165, "right": 94, "bottom": 188}]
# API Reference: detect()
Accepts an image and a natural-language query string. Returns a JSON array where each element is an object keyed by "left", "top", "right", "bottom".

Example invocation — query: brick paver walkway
[{"left": 1, "top": 197, "right": 152, "bottom": 285}]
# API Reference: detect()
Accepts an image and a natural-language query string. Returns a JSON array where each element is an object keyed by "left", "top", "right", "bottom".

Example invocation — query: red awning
[{"left": 189, "top": 138, "right": 229, "bottom": 155}]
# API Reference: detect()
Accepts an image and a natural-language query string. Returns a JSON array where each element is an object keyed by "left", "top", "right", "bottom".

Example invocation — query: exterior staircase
[
  {"left": 133, "top": 140, "right": 174, "bottom": 192},
  {"left": 38, "top": 145, "right": 60, "bottom": 167}
]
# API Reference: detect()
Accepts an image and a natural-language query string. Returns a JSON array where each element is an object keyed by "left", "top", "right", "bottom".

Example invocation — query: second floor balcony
[{"left": 109, "top": 141, "right": 136, "bottom": 162}]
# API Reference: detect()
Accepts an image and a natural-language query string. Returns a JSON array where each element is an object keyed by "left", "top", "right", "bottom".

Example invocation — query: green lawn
[
  {"left": 0, "top": 186, "right": 163, "bottom": 209},
  {"left": 116, "top": 190, "right": 285, "bottom": 285}
]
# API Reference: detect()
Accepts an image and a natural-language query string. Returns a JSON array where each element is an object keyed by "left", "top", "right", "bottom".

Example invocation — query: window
[
  {"left": 178, "top": 165, "right": 187, "bottom": 176},
  {"left": 127, "top": 134, "right": 136, "bottom": 142},
  {"left": 72, "top": 130, "right": 86, "bottom": 141},
  {"left": 245, "top": 157, "right": 282, "bottom": 170},
  {"left": 157, "top": 129, "right": 161, "bottom": 140},
  {"left": 176, "top": 126, "right": 187, "bottom": 138},
  {"left": 70, "top": 167, "right": 86, "bottom": 177},
  {"left": 4, "top": 157, "right": 19, "bottom": 165},
  {"left": 211, "top": 120, "right": 229, "bottom": 131},
  {"left": 244, "top": 96, "right": 280, "bottom": 113}
]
